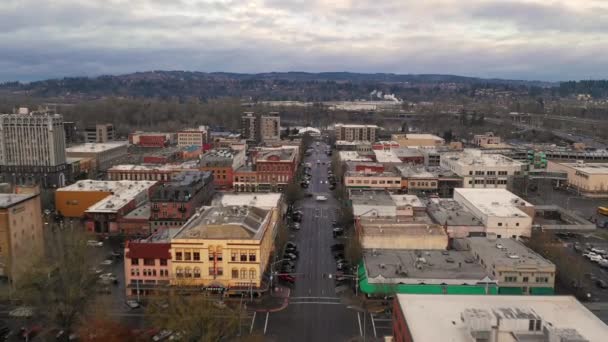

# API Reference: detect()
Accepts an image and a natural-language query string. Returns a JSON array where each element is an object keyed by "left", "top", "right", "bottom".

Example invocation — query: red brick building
[
  {"left": 234, "top": 147, "right": 298, "bottom": 192},
  {"left": 129, "top": 132, "right": 174, "bottom": 147},
  {"left": 198, "top": 148, "right": 245, "bottom": 190},
  {"left": 346, "top": 162, "right": 386, "bottom": 174},
  {"left": 124, "top": 237, "right": 172, "bottom": 297},
  {"left": 392, "top": 297, "right": 413, "bottom": 342},
  {"left": 149, "top": 171, "right": 215, "bottom": 231}
]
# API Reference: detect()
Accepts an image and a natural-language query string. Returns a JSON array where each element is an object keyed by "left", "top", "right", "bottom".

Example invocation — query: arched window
[
  {"left": 193, "top": 267, "right": 201, "bottom": 278},
  {"left": 185, "top": 267, "right": 192, "bottom": 278},
  {"left": 240, "top": 268, "right": 247, "bottom": 279},
  {"left": 249, "top": 269, "right": 256, "bottom": 280},
  {"left": 176, "top": 267, "right": 183, "bottom": 278}
]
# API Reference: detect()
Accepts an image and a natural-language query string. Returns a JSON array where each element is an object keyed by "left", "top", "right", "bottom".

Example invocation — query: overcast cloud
[{"left": 1, "top": 0, "right": 607, "bottom": 81}]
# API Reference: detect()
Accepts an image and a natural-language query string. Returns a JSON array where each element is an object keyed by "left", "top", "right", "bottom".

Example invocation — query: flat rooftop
[
  {"left": 360, "top": 222, "right": 445, "bottom": 237},
  {"left": 556, "top": 162, "right": 608, "bottom": 174},
  {"left": 396, "top": 165, "right": 459, "bottom": 179},
  {"left": 395, "top": 294, "right": 608, "bottom": 342},
  {"left": 66, "top": 141, "right": 129, "bottom": 153},
  {"left": 256, "top": 148, "right": 296, "bottom": 162},
  {"left": 335, "top": 124, "right": 379, "bottom": 128},
  {"left": 363, "top": 249, "right": 490, "bottom": 285},
  {"left": 211, "top": 192, "right": 281, "bottom": 210},
  {"left": 444, "top": 149, "right": 524, "bottom": 167},
  {"left": 335, "top": 140, "right": 372, "bottom": 146},
  {"left": 60, "top": 180, "right": 156, "bottom": 213},
  {"left": 338, "top": 151, "right": 373, "bottom": 162},
  {"left": 389, "top": 194, "right": 425, "bottom": 208},
  {"left": 349, "top": 189, "right": 394, "bottom": 207},
  {"left": 394, "top": 133, "right": 444, "bottom": 141},
  {"left": 109, "top": 162, "right": 198, "bottom": 172},
  {"left": 427, "top": 199, "right": 484, "bottom": 226},
  {"left": 455, "top": 188, "right": 533, "bottom": 218},
  {"left": 0, "top": 193, "right": 36, "bottom": 209},
  {"left": 174, "top": 206, "right": 270, "bottom": 240},
  {"left": 374, "top": 150, "right": 402, "bottom": 163},
  {"left": 123, "top": 203, "right": 151, "bottom": 220},
  {"left": 461, "top": 237, "right": 555, "bottom": 270}
]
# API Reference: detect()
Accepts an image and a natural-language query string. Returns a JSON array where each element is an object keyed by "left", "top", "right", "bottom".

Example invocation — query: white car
[
  {"left": 99, "top": 273, "right": 117, "bottom": 281},
  {"left": 316, "top": 195, "right": 327, "bottom": 201},
  {"left": 126, "top": 300, "right": 140, "bottom": 309},
  {"left": 87, "top": 240, "right": 103, "bottom": 247},
  {"left": 100, "top": 259, "right": 113, "bottom": 266},
  {"left": 152, "top": 329, "right": 173, "bottom": 341},
  {"left": 592, "top": 248, "right": 607, "bottom": 255},
  {"left": 589, "top": 254, "right": 603, "bottom": 262}
]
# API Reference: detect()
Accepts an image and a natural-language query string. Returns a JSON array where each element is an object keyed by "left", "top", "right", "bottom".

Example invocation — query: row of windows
[
  {"left": 174, "top": 249, "right": 257, "bottom": 263},
  {"left": 503, "top": 275, "right": 549, "bottom": 283},
  {"left": 131, "top": 258, "right": 168, "bottom": 266},
  {"left": 469, "top": 170, "right": 510, "bottom": 176},
  {"left": 346, "top": 178, "right": 399, "bottom": 185},
  {"left": 257, "top": 164, "right": 291, "bottom": 172},
  {"left": 409, "top": 181, "right": 436, "bottom": 187},
  {"left": 131, "top": 268, "right": 169, "bottom": 277},
  {"left": 468, "top": 179, "right": 508, "bottom": 185}
]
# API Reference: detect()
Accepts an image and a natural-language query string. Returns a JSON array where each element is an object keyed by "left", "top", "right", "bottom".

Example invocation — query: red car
[{"left": 278, "top": 274, "right": 296, "bottom": 284}]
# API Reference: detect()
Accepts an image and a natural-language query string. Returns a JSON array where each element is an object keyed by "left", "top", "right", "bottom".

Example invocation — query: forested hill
[{"left": 0, "top": 71, "right": 554, "bottom": 100}]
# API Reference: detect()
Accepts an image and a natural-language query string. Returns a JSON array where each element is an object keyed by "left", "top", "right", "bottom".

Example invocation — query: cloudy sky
[{"left": 1, "top": 0, "right": 607, "bottom": 82}]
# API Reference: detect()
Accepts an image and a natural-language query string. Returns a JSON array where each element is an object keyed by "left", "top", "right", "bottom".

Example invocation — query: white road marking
[
  {"left": 263, "top": 312, "right": 270, "bottom": 335},
  {"left": 250, "top": 311, "right": 257, "bottom": 333},
  {"left": 357, "top": 312, "right": 363, "bottom": 337},
  {"left": 371, "top": 313, "right": 377, "bottom": 338}
]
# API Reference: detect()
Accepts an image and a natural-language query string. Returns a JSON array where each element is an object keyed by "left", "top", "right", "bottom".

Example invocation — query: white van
[{"left": 316, "top": 195, "right": 327, "bottom": 202}]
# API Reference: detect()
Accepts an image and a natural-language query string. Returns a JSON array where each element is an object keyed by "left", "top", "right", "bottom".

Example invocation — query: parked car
[
  {"left": 590, "top": 254, "right": 604, "bottom": 263},
  {"left": 278, "top": 274, "right": 296, "bottom": 284},
  {"left": 597, "top": 279, "right": 608, "bottom": 289},
  {"left": 592, "top": 248, "right": 607, "bottom": 255},
  {"left": 152, "top": 329, "right": 173, "bottom": 341},
  {"left": 599, "top": 259, "right": 608, "bottom": 269},
  {"left": 286, "top": 242, "right": 297, "bottom": 249},
  {"left": 126, "top": 300, "right": 140, "bottom": 309},
  {"left": 87, "top": 240, "right": 103, "bottom": 247},
  {"left": 284, "top": 253, "right": 298, "bottom": 261},
  {"left": 333, "top": 227, "right": 344, "bottom": 238},
  {"left": 99, "top": 259, "right": 113, "bottom": 266},
  {"left": 99, "top": 273, "right": 118, "bottom": 284}
]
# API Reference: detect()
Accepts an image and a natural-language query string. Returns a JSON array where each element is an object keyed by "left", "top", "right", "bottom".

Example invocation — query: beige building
[
  {"left": 335, "top": 124, "right": 378, "bottom": 142},
  {"left": 344, "top": 171, "right": 402, "bottom": 190},
  {"left": 357, "top": 219, "right": 447, "bottom": 250},
  {"left": 547, "top": 161, "right": 608, "bottom": 197},
  {"left": 440, "top": 149, "right": 523, "bottom": 188},
  {"left": 260, "top": 113, "right": 280, "bottom": 143},
  {"left": 177, "top": 126, "right": 208, "bottom": 148},
  {"left": 473, "top": 132, "right": 502, "bottom": 147},
  {"left": 0, "top": 192, "right": 44, "bottom": 283},
  {"left": 461, "top": 236, "right": 556, "bottom": 295},
  {"left": 391, "top": 133, "right": 444, "bottom": 148},
  {"left": 85, "top": 123, "right": 114, "bottom": 143},
  {"left": 66, "top": 141, "right": 129, "bottom": 171},
  {"left": 454, "top": 188, "right": 534, "bottom": 238},
  {"left": 169, "top": 205, "right": 279, "bottom": 295}
]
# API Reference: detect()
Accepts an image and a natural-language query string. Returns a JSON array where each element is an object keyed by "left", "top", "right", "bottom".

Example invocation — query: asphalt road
[{"left": 252, "top": 142, "right": 371, "bottom": 341}]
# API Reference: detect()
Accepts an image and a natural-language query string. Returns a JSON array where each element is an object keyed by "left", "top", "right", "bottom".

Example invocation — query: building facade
[
  {"left": 335, "top": 124, "right": 378, "bottom": 142},
  {"left": 391, "top": 133, "right": 444, "bottom": 148},
  {"left": 241, "top": 112, "right": 258, "bottom": 143},
  {"left": 199, "top": 148, "right": 246, "bottom": 189},
  {"left": 129, "top": 132, "right": 175, "bottom": 147},
  {"left": 0, "top": 192, "right": 44, "bottom": 284},
  {"left": 66, "top": 141, "right": 129, "bottom": 171},
  {"left": 125, "top": 235, "right": 173, "bottom": 297},
  {"left": 149, "top": 171, "right": 215, "bottom": 230},
  {"left": 84, "top": 123, "right": 114, "bottom": 143},
  {"left": 0, "top": 109, "right": 68, "bottom": 187},
  {"left": 547, "top": 161, "right": 608, "bottom": 197},
  {"left": 177, "top": 126, "right": 208, "bottom": 148},
  {"left": 260, "top": 113, "right": 281, "bottom": 143},
  {"left": 440, "top": 149, "right": 523, "bottom": 189}
]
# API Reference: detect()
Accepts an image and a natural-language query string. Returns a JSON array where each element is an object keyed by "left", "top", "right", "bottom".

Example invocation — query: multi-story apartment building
[
  {"left": 260, "top": 112, "right": 280, "bottom": 143},
  {"left": 169, "top": 204, "right": 279, "bottom": 296},
  {"left": 241, "top": 112, "right": 258, "bottom": 143},
  {"left": 84, "top": 123, "right": 114, "bottom": 143},
  {"left": 177, "top": 126, "right": 208, "bottom": 148},
  {"left": 199, "top": 148, "right": 246, "bottom": 189},
  {"left": 0, "top": 108, "right": 68, "bottom": 187},
  {"left": 461, "top": 237, "right": 555, "bottom": 295},
  {"left": 0, "top": 191, "right": 44, "bottom": 284},
  {"left": 440, "top": 149, "right": 523, "bottom": 188},
  {"left": 149, "top": 171, "right": 215, "bottom": 230},
  {"left": 66, "top": 141, "right": 129, "bottom": 171},
  {"left": 335, "top": 124, "right": 378, "bottom": 142}
]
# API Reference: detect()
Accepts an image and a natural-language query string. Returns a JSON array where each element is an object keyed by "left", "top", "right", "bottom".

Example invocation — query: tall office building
[
  {"left": 241, "top": 112, "right": 258, "bottom": 143},
  {"left": 84, "top": 123, "right": 114, "bottom": 143},
  {"left": 260, "top": 112, "right": 281, "bottom": 143},
  {"left": 0, "top": 108, "right": 68, "bottom": 187}
]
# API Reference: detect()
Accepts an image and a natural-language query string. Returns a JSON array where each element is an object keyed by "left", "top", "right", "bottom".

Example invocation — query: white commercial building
[
  {"left": 441, "top": 149, "right": 523, "bottom": 188},
  {"left": 453, "top": 188, "right": 534, "bottom": 238},
  {"left": 393, "top": 294, "right": 608, "bottom": 342}
]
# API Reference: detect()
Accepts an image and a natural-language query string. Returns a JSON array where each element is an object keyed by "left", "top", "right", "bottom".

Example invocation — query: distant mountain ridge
[{"left": 0, "top": 70, "right": 557, "bottom": 100}]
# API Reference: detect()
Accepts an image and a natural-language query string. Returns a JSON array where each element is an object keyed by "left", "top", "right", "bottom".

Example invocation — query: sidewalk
[{"left": 248, "top": 286, "right": 291, "bottom": 313}]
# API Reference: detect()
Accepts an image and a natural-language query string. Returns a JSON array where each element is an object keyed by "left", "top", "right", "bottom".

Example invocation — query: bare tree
[
  {"left": 145, "top": 284, "right": 241, "bottom": 341},
  {"left": 15, "top": 229, "right": 102, "bottom": 340}
]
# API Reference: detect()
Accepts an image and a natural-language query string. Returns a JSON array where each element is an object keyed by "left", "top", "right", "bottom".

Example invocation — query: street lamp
[{"left": 269, "top": 258, "right": 290, "bottom": 292}]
